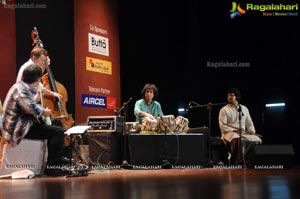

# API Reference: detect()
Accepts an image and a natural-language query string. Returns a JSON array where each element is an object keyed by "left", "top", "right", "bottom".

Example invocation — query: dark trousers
[
  {"left": 24, "top": 123, "right": 65, "bottom": 165},
  {"left": 226, "top": 138, "right": 257, "bottom": 165},
  {"left": 227, "top": 138, "right": 242, "bottom": 165}
]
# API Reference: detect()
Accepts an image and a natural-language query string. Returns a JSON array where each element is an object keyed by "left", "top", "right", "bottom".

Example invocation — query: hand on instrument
[
  {"left": 52, "top": 91, "right": 63, "bottom": 101},
  {"left": 42, "top": 87, "right": 63, "bottom": 101},
  {"left": 234, "top": 129, "right": 242, "bottom": 134},
  {"left": 43, "top": 107, "right": 52, "bottom": 116},
  {"left": 247, "top": 129, "right": 255, "bottom": 135},
  {"left": 144, "top": 112, "right": 155, "bottom": 120}
]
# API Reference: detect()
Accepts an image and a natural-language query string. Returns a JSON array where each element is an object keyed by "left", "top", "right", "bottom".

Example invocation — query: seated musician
[
  {"left": 1, "top": 64, "right": 67, "bottom": 176},
  {"left": 218, "top": 88, "right": 262, "bottom": 166},
  {"left": 134, "top": 83, "right": 164, "bottom": 124}
]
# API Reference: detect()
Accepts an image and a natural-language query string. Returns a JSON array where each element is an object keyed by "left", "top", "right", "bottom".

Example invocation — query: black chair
[
  {"left": 187, "top": 127, "right": 229, "bottom": 165},
  {"left": 210, "top": 136, "right": 229, "bottom": 165}
]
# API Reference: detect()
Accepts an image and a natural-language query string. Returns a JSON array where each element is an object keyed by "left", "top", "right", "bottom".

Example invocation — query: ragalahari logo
[{"left": 230, "top": 2, "right": 246, "bottom": 19}]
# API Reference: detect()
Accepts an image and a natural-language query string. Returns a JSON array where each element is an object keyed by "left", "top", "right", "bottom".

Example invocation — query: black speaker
[
  {"left": 88, "top": 132, "right": 123, "bottom": 166},
  {"left": 246, "top": 145, "right": 295, "bottom": 169}
]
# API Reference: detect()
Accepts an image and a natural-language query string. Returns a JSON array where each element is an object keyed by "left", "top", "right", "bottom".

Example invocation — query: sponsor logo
[
  {"left": 106, "top": 97, "right": 117, "bottom": 109},
  {"left": 230, "top": 2, "right": 246, "bottom": 19},
  {"left": 81, "top": 94, "right": 106, "bottom": 108},
  {"left": 86, "top": 57, "right": 112, "bottom": 75},
  {"left": 230, "top": 1, "right": 298, "bottom": 18},
  {"left": 88, "top": 33, "right": 109, "bottom": 56}
]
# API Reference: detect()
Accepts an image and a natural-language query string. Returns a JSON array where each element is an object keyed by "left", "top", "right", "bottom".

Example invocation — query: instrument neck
[
  {"left": 45, "top": 63, "right": 59, "bottom": 93},
  {"left": 45, "top": 63, "right": 66, "bottom": 116},
  {"left": 39, "top": 86, "right": 45, "bottom": 107}
]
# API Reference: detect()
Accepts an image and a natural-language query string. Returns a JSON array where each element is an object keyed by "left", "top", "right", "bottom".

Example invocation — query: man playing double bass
[{"left": 16, "top": 47, "right": 63, "bottom": 102}]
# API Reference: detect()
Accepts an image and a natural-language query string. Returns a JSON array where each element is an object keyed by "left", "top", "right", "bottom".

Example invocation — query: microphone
[
  {"left": 185, "top": 101, "right": 192, "bottom": 112},
  {"left": 119, "top": 97, "right": 133, "bottom": 113},
  {"left": 237, "top": 105, "right": 244, "bottom": 116},
  {"left": 115, "top": 97, "right": 133, "bottom": 116},
  {"left": 188, "top": 101, "right": 192, "bottom": 108},
  {"left": 185, "top": 102, "right": 192, "bottom": 113},
  {"left": 123, "top": 97, "right": 133, "bottom": 107}
]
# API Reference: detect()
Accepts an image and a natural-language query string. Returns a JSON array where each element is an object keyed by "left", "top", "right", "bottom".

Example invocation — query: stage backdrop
[
  {"left": 0, "top": 2, "right": 16, "bottom": 102},
  {"left": 74, "top": 0, "right": 120, "bottom": 124},
  {"left": 2, "top": 0, "right": 120, "bottom": 126}
]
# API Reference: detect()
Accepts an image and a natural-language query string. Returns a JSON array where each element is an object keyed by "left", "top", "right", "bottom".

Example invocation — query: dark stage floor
[{"left": 1, "top": 167, "right": 300, "bottom": 199}]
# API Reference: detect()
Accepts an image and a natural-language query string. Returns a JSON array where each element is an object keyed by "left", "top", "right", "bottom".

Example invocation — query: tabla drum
[
  {"left": 125, "top": 122, "right": 139, "bottom": 134},
  {"left": 141, "top": 117, "right": 158, "bottom": 131},
  {"left": 158, "top": 115, "right": 176, "bottom": 133},
  {"left": 174, "top": 116, "right": 189, "bottom": 133}
]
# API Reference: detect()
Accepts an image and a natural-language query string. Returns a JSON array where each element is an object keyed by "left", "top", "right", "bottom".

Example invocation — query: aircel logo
[
  {"left": 82, "top": 94, "right": 106, "bottom": 108},
  {"left": 88, "top": 33, "right": 109, "bottom": 56}
]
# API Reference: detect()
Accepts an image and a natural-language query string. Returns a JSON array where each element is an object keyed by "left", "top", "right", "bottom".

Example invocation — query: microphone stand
[
  {"left": 207, "top": 103, "right": 213, "bottom": 167},
  {"left": 237, "top": 105, "right": 245, "bottom": 167},
  {"left": 189, "top": 102, "right": 227, "bottom": 168},
  {"left": 119, "top": 98, "right": 133, "bottom": 169},
  {"left": 160, "top": 116, "right": 172, "bottom": 169}
]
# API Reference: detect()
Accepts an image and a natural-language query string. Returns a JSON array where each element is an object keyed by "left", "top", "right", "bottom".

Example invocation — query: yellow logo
[{"left": 86, "top": 57, "right": 112, "bottom": 75}]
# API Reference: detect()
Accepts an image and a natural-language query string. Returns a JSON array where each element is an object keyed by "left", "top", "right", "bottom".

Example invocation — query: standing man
[{"left": 218, "top": 88, "right": 262, "bottom": 165}]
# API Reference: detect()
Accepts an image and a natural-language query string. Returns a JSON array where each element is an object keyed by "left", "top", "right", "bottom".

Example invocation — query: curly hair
[
  {"left": 227, "top": 88, "right": 242, "bottom": 102},
  {"left": 141, "top": 83, "right": 158, "bottom": 99}
]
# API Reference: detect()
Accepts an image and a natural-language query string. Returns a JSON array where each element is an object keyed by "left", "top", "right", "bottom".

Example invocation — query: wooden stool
[{"left": 0, "top": 137, "right": 48, "bottom": 176}]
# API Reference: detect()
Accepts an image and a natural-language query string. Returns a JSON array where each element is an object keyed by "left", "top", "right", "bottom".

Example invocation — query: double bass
[{"left": 31, "top": 27, "right": 75, "bottom": 130}]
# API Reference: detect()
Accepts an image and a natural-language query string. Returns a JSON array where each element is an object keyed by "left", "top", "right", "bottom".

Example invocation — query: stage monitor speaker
[
  {"left": 246, "top": 144, "right": 295, "bottom": 169},
  {"left": 88, "top": 132, "right": 123, "bottom": 166}
]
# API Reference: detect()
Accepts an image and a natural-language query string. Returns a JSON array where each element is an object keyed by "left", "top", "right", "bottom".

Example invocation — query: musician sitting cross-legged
[
  {"left": 134, "top": 83, "right": 164, "bottom": 123},
  {"left": 0, "top": 64, "right": 67, "bottom": 176},
  {"left": 218, "top": 88, "right": 262, "bottom": 166},
  {"left": 134, "top": 83, "right": 165, "bottom": 133}
]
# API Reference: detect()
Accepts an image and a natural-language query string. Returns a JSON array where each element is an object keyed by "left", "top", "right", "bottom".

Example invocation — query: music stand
[{"left": 64, "top": 125, "right": 91, "bottom": 165}]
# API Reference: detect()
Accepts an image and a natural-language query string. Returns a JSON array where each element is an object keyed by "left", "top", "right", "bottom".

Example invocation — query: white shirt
[
  {"left": 219, "top": 103, "right": 255, "bottom": 133},
  {"left": 219, "top": 103, "right": 261, "bottom": 143},
  {"left": 16, "top": 59, "right": 34, "bottom": 83}
]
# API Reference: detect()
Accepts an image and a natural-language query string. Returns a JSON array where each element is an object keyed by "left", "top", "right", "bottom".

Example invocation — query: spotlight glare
[
  {"left": 178, "top": 108, "right": 185, "bottom": 112},
  {"left": 265, "top": 103, "right": 285, "bottom": 108}
]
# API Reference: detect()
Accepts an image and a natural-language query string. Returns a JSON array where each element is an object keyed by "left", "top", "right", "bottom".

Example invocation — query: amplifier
[{"left": 87, "top": 116, "right": 124, "bottom": 133}]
